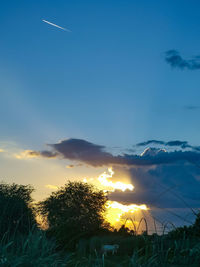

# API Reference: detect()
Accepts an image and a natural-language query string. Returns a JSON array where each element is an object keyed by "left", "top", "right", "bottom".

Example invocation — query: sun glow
[
  {"left": 82, "top": 168, "right": 149, "bottom": 228},
  {"left": 98, "top": 167, "right": 134, "bottom": 192},
  {"left": 106, "top": 200, "right": 148, "bottom": 227},
  {"left": 95, "top": 168, "right": 149, "bottom": 228}
]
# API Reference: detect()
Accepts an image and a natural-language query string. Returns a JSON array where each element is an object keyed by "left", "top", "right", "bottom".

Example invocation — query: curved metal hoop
[{"left": 136, "top": 217, "right": 148, "bottom": 235}]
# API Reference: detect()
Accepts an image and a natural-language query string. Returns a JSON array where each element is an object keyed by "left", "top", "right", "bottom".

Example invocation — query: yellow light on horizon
[
  {"left": 82, "top": 167, "right": 149, "bottom": 229},
  {"left": 106, "top": 200, "right": 148, "bottom": 227}
]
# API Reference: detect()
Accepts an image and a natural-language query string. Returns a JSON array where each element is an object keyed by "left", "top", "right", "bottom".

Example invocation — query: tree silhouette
[
  {"left": 0, "top": 182, "right": 36, "bottom": 237},
  {"left": 38, "top": 181, "right": 109, "bottom": 248}
]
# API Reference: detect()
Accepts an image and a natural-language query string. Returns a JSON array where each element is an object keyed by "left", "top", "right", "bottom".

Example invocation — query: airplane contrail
[{"left": 42, "top": 19, "right": 71, "bottom": 32}]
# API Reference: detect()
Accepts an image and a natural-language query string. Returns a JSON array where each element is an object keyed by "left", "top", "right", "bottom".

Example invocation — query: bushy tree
[
  {"left": 0, "top": 182, "right": 36, "bottom": 237},
  {"left": 38, "top": 181, "right": 109, "bottom": 248}
]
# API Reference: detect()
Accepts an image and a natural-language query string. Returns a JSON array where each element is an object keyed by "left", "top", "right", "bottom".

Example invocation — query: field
[{"left": 1, "top": 224, "right": 200, "bottom": 266}]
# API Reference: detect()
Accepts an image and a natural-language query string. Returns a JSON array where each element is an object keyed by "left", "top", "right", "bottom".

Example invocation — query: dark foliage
[
  {"left": 167, "top": 210, "right": 200, "bottom": 239},
  {"left": 37, "top": 181, "right": 109, "bottom": 248},
  {"left": 193, "top": 211, "right": 200, "bottom": 234},
  {"left": 0, "top": 182, "right": 36, "bottom": 237}
]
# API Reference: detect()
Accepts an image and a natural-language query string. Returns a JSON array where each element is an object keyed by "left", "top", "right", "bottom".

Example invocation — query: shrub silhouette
[
  {"left": 0, "top": 182, "right": 36, "bottom": 237},
  {"left": 38, "top": 181, "right": 109, "bottom": 248},
  {"left": 193, "top": 212, "right": 200, "bottom": 232}
]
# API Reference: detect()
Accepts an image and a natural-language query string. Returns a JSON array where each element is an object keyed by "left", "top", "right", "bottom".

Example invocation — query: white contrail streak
[{"left": 42, "top": 19, "right": 71, "bottom": 32}]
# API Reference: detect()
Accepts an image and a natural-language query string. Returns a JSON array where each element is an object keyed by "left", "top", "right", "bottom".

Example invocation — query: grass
[
  {"left": 73, "top": 233, "right": 200, "bottom": 266},
  {"left": 1, "top": 223, "right": 200, "bottom": 266},
  {"left": 0, "top": 228, "right": 72, "bottom": 266}
]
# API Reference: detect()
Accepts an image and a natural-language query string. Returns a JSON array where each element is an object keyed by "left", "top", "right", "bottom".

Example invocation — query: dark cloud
[
  {"left": 165, "top": 50, "right": 200, "bottom": 70},
  {"left": 39, "top": 150, "right": 58, "bottom": 158},
  {"left": 192, "top": 146, "right": 200, "bottom": 152},
  {"left": 27, "top": 138, "right": 200, "bottom": 167},
  {"left": 137, "top": 140, "right": 165, "bottom": 146},
  {"left": 27, "top": 139, "right": 116, "bottom": 166},
  {"left": 28, "top": 150, "right": 58, "bottom": 158},
  {"left": 137, "top": 139, "right": 189, "bottom": 149},
  {"left": 166, "top": 140, "right": 188, "bottom": 148},
  {"left": 121, "top": 150, "right": 200, "bottom": 166},
  {"left": 29, "top": 139, "right": 124, "bottom": 166},
  {"left": 109, "top": 163, "right": 200, "bottom": 209},
  {"left": 137, "top": 139, "right": 200, "bottom": 152},
  {"left": 49, "top": 139, "right": 116, "bottom": 166}
]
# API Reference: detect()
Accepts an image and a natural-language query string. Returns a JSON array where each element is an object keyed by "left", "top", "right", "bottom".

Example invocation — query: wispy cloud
[
  {"left": 184, "top": 105, "right": 200, "bottom": 110},
  {"left": 42, "top": 19, "right": 71, "bottom": 32},
  {"left": 45, "top": 184, "right": 58, "bottom": 190},
  {"left": 165, "top": 50, "right": 200, "bottom": 70},
  {"left": 66, "top": 164, "right": 75, "bottom": 168},
  {"left": 14, "top": 150, "right": 40, "bottom": 159},
  {"left": 66, "top": 164, "right": 82, "bottom": 168},
  {"left": 14, "top": 149, "right": 57, "bottom": 159}
]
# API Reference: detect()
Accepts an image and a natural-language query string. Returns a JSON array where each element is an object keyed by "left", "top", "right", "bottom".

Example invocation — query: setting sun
[
  {"left": 1, "top": 1, "right": 199, "bottom": 264},
  {"left": 83, "top": 167, "right": 149, "bottom": 228},
  {"left": 106, "top": 200, "right": 148, "bottom": 228}
]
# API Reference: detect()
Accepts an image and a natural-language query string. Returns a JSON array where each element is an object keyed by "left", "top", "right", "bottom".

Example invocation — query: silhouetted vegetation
[
  {"left": 0, "top": 182, "right": 36, "bottom": 238},
  {"left": 37, "top": 181, "right": 110, "bottom": 249},
  {"left": 1, "top": 180, "right": 200, "bottom": 266}
]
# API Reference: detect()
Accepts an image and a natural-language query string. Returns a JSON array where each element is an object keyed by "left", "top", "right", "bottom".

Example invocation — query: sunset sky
[{"left": 1, "top": 0, "right": 200, "bottom": 231}]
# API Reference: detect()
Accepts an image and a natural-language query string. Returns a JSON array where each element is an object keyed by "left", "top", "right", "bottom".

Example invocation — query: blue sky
[
  {"left": 1, "top": 0, "right": 200, "bottom": 147},
  {"left": 1, "top": 0, "right": 200, "bottom": 227}
]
